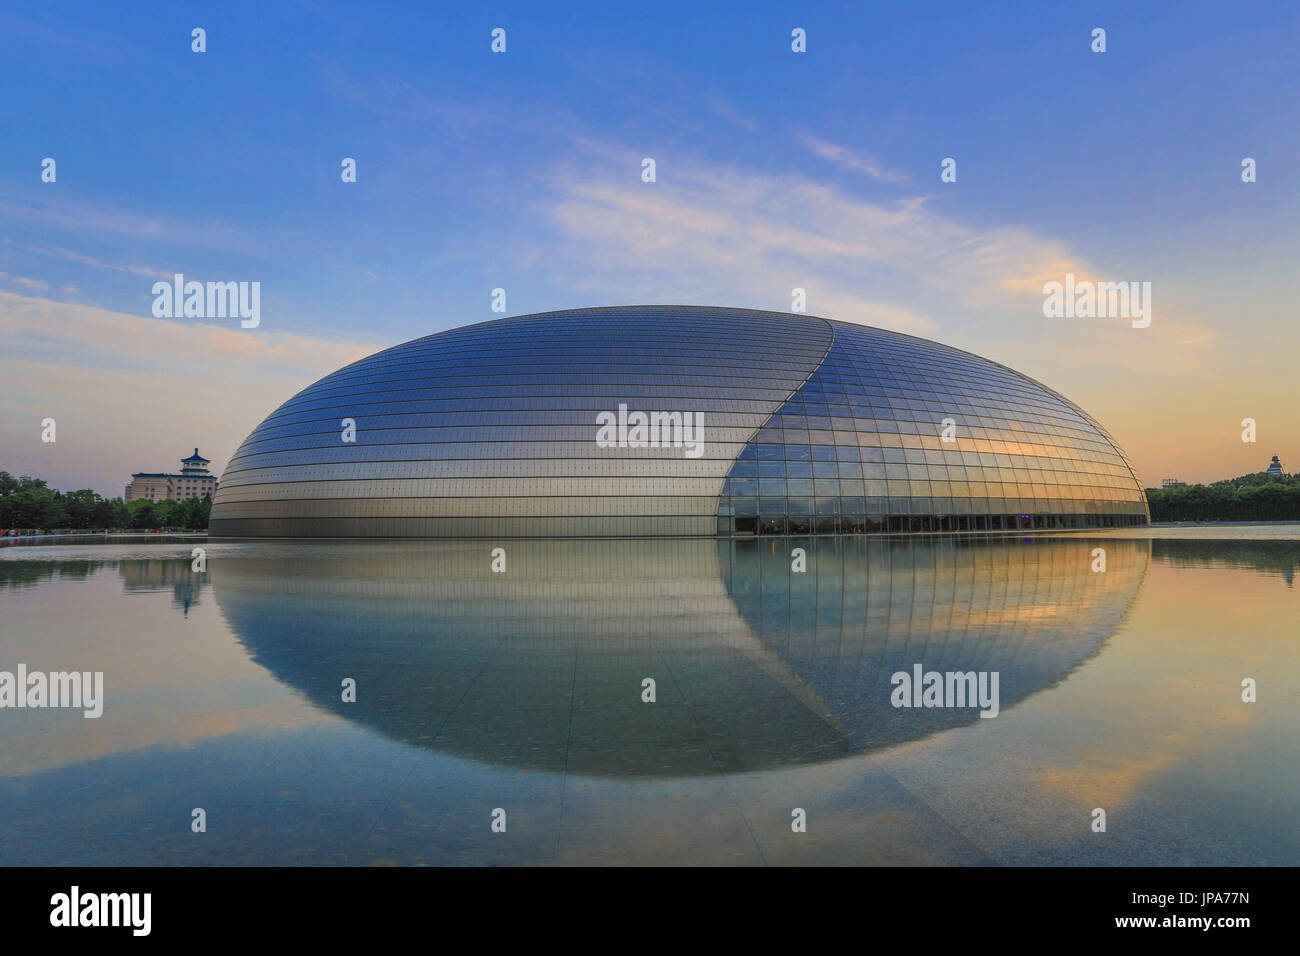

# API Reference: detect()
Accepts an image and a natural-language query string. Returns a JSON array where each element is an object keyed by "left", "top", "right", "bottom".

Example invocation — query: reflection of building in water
[
  {"left": 118, "top": 559, "right": 204, "bottom": 615},
  {"left": 1152, "top": 538, "right": 1298, "bottom": 588},
  {"left": 212, "top": 536, "right": 1148, "bottom": 777},
  {"left": 721, "top": 536, "right": 1149, "bottom": 749}
]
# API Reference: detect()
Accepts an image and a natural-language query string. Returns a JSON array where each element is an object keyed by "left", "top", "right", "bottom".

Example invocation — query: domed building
[{"left": 209, "top": 306, "right": 1149, "bottom": 537}]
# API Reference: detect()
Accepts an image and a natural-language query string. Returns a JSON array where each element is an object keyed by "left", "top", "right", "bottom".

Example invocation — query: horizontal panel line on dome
[
  {"left": 733, "top": 442, "right": 1132, "bottom": 461},
  {"left": 318, "top": 374, "right": 820, "bottom": 394},
  {"left": 232, "top": 424, "right": 756, "bottom": 442},
  {"left": 227, "top": 434, "right": 754, "bottom": 451},
  {"left": 350, "top": 351, "right": 812, "bottom": 369},
  {"left": 337, "top": 350, "right": 825, "bottom": 373},
  {"left": 223, "top": 442, "right": 1136, "bottom": 470},
  {"left": 278, "top": 374, "right": 816, "bottom": 403},
  {"left": 309, "top": 370, "right": 823, "bottom": 394},
  {"left": 218, "top": 473, "right": 1144, "bottom": 494},
  {"left": 306, "top": 321, "right": 828, "bottom": 346},
  {"left": 233, "top": 432, "right": 1124, "bottom": 455},
  {"left": 274, "top": 386, "right": 1089, "bottom": 408},
  {"left": 226, "top": 450, "right": 1149, "bottom": 476},
  {"left": 268, "top": 396, "right": 1093, "bottom": 423},
  {"left": 266, "top": 395, "right": 790, "bottom": 416},
  {"left": 257, "top": 400, "right": 783, "bottom": 419},
  {"left": 322, "top": 357, "right": 831, "bottom": 383},
  {"left": 237, "top": 422, "right": 771, "bottom": 444},
  {"left": 240, "top": 408, "right": 788, "bottom": 438},
  {"left": 232, "top": 431, "right": 769, "bottom": 453},
  {"left": 216, "top": 461, "right": 746, "bottom": 485},
  {"left": 337, "top": 339, "right": 830, "bottom": 366},
  {"left": 326, "top": 344, "right": 832, "bottom": 367},
  {"left": 217, "top": 473, "right": 1143, "bottom": 491},
  {"left": 209, "top": 499, "right": 726, "bottom": 517},
  {"left": 226, "top": 445, "right": 1137, "bottom": 474},
  {"left": 319, "top": 346, "right": 829, "bottom": 367},
  {"left": 241, "top": 423, "right": 1114, "bottom": 450},
  {"left": 213, "top": 505, "right": 1148, "bottom": 520},
  {"left": 368, "top": 317, "right": 826, "bottom": 336},
  {"left": 215, "top": 480, "right": 731, "bottom": 499},
  {"left": 300, "top": 363, "right": 1034, "bottom": 386},
  {"left": 274, "top": 383, "right": 820, "bottom": 411},
  {"left": 210, "top": 508, "right": 1148, "bottom": 520},
  {"left": 221, "top": 452, "right": 752, "bottom": 473},
  {"left": 208, "top": 512, "right": 1144, "bottom": 525},
  {"left": 257, "top": 397, "right": 786, "bottom": 413},
  {"left": 726, "top": 440, "right": 1136, "bottom": 463},
  {"left": 218, "top": 481, "right": 1144, "bottom": 496},
  {"left": 310, "top": 359, "right": 1011, "bottom": 382},
  {"left": 208, "top": 501, "right": 731, "bottom": 508},
  {"left": 264, "top": 396, "right": 1104, "bottom": 427},
  {"left": 207, "top": 525, "right": 720, "bottom": 538},
  {"left": 350, "top": 338, "right": 815, "bottom": 357},
  {"left": 263, "top": 404, "right": 1102, "bottom": 432},
  {"left": 275, "top": 382, "right": 806, "bottom": 400},
  {"left": 232, "top": 431, "right": 1134, "bottom": 456},
  {"left": 295, "top": 376, "right": 817, "bottom": 403},
  {"left": 225, "top": 447, "right": 758, "bottom": 461}
]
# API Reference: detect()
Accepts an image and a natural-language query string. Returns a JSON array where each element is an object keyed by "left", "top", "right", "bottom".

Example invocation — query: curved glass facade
[
  {"left": 717, "top": 319, "right": 1149, "bottom": 536},
  {"left": 209, "top": 306, "right": 1148, "bottom": 537}
]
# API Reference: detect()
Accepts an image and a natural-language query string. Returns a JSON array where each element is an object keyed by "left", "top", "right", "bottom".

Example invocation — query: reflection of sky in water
[{"left": 0, "top": 531, "right": 1295, "bottom": 865}]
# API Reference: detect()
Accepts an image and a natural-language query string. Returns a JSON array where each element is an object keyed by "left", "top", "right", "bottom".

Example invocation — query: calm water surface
[{"left": 1, "top": 530, "right": 1296, "bottom": 865}]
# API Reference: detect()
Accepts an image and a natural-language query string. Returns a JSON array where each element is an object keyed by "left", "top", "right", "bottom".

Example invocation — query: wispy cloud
[
  {"left": 545, "top": 144, "right": 1103, "bottom": 335},
  {"left": 0, "top": 195, "right": 258, "bottom": 254},
  {"left": 6, "top": 240, "right": 171, "bottom": 280},
  {"left": 0, "top": 271, "right": 47, "bottom": 290},
  {"left": 542, "top": 144, "right": 1218, "bottom": 372},
  {"left": 0, "top": 291, "right": 380, "bottom": 495},
  {"left": 800, "top": 135, "right": 909, "bottom": 183}
]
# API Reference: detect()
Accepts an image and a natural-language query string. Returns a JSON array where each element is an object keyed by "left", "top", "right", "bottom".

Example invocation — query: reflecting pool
[{"left": 0, "top": 531, "right": 1296, "bottom": 865}]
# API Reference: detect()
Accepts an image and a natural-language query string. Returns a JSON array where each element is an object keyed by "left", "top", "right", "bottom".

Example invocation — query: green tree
[
  {"left": 127, "top": 499, "right": 157, "bottom": 530},
  {"left": 1146, "top": 471, "right": 1300, "bottom": 521},
  {"left": 63, "top": 489, "right": 100, "bottom": 528}
]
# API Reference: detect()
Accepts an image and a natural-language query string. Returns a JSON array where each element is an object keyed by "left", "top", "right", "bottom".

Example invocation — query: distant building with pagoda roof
[
  {"left": 1265, "top": 455, "right": 1284, "bottom": 476},
  {"left": 125, "top": 449, "right": 219, "bottom": 502}
]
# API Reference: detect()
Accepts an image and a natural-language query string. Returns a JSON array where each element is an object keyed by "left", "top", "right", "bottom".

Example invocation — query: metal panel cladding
[
  {"left": 210, "top": 306, "right": 1149, "bottom": 538},
  {"left": 209, "top": 306, "right": 833, "bottom": 537}
]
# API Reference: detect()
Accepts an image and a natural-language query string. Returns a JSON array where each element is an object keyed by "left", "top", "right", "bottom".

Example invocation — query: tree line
[
  {"left": 1144, "top": 471, "right": 1300, "bottom": 522},
  {"left": 0, "top": 471, "right": 210, "bottom": 532}
]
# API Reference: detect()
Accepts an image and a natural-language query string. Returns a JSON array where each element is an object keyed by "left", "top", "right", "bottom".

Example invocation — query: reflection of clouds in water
[
  {"left": 212, "top": 536, "right": 1150, "bottom": 777},
  {"left": 866, "top": 559, "right": 1300, "bottom": 865},
  {"left": 0, "top": 557, "right": 322, "bottom": 777},
  {"left": 5, "top": 536, "right": 1298, "bottom": 864}
]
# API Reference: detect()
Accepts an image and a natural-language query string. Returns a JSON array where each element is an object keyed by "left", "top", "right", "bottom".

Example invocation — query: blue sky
[{"left": 1, "top": 0, "right": 1296, "bottom": 493}]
